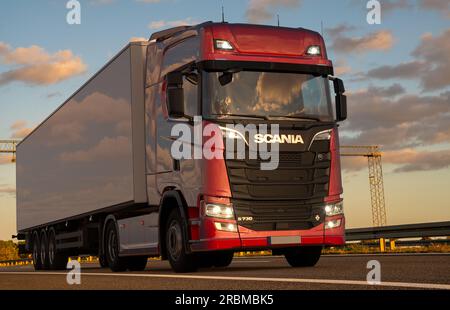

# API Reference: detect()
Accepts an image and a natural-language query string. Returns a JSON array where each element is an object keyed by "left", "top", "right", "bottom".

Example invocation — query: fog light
[
  {"left": 325, "top": 219, "right": 342, "bottom": 229},
  {"left": 215, "top": 222, "right": 237, "bottom": 232}
]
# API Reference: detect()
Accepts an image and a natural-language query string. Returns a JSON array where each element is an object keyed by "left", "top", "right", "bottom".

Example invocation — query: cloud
[
  {"left": 365, "top": 28, "right": 450, "bottom": 91},
  {"left": 385, "top": 148, "right": 450, "bottom": 172},
  {"left": 0, "top": 43, "right": 87, "bottom": 86},
  {"left": 326, "top": 24, "right": 356, "bottom": 39},
  {"left": 330, "top": 30, "right": 394, "bottom": 54},
  {"left": 130, "top": 37, "right": 148, "bottom": 42},
  {"left": 148, "top": 17, "right": 198, "bottom": 30},
  {"left": 382, "top": 0, "right": 413, "bottom": 12},
  {"left": 10, "top": 120, "right": 34, "bottom": 139},
  {"left": 334, "top": 59, "right": 352, "bottom": 76},
  {"left": 90, "top": 0, "right": 115, "bottom": 4},
  {"left": 341, "top": 148, "right": 450, "bottom": 173},
  {"left": 46, "top": 91, "right": 62, "bottom": 98},
  {"left": 366, "top": 61, "right": 424, "bottom": 79},
  {"left": 0, "top": 155, "right": 13, "bottom": 165},
  {"left": 59, "top": 136, "right": 130, "bottom": 163},
  {"left": 245, "top": 0, "right": 301, "bottom": 23},
  {"left": 136, "top": 0, "right": 161, "bottom": 3},
  {"left": 419, "top": 0, "right": 450, "bottom": 18},
  {"left": 366, "top": 83, "right": 405, "bottom": 97},
  {"left": 0, "top": 185, "right": 15, "bottom": 197},
  {"left": 340, "top": 88, "right": 450, "bottom": 154}
]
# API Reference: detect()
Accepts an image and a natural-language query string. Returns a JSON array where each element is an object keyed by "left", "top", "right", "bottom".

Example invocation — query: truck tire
[
  {"left": 166, "top": 209, "right": 197, "bottom": 273},
  {"left": 105, "top": 221, "right": 127, "bottom": 272},
  {"left": 126, "top": 256, "right": 148, "bottom": 271},
  {"left": 48, "top": 229, "right": 68, "bottom": 270},
  {"left": 32, "top": 231, "right": 43, "bottom": 271},
  {"left": 40, "top": 230, "right": 49, "bottom": 270},
  {"left": 284, "top": 246, "right": 322, "bottom": 267},
  {"left": 98, "top": 254, "right": 108, "bottom": 268},
  {"left": 196, "top": 253, "right": 214, "bottom": 268},
  {"left": 213, "top": 251, "right": 234, "bottom": 268}
]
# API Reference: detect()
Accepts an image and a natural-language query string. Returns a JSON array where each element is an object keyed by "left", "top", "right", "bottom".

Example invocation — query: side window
[
  {"left": 183, "top": 73, "right": 198, "bottom": 117},
  {"left": 161, "top": 37, "right": 199, "bottom": 77}
]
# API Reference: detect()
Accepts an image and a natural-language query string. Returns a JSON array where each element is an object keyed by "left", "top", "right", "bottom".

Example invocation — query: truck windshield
[{"left": 202, "top": 71, "right": 333, "bottom": 121}]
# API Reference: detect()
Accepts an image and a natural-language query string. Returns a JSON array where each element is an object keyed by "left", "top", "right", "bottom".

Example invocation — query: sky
[{"left": 0, "top": 0, "right": 449, "bottom": 240}]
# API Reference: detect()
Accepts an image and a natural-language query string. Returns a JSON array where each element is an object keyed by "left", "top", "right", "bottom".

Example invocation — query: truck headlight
[
  {"left": 205, "top": 203, "right": 234, "bottom": 219},
  {"left": 325, "top": 201, "right": 344, "bottom": 216}
]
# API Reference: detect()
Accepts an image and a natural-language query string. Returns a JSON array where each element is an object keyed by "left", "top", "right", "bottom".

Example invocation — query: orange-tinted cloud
[
  {"left": 419, "top": 0, "right": 450, "bottom": 18},
  {"left": 331, "top": 30, "right": 394, "bottom": 54},
  {"left": 364, "top": 28, "right": 450, "bottom": 91},
  {"left": 246, "top": 0, "right": 301, "bottom": 23},
  {"left": 0, "top": 155, "right": 13, "bottom": 165},
  {"left": 10, "top": 120, "right": 34, "bottom": 139},
  {"left": 0, "top": 42, "right": 87, "bottom": 86},
  {"left": 0, "top": 185, "right": 15, "bottom": 196}
]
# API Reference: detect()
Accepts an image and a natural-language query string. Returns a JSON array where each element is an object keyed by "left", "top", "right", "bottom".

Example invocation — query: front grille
[
  {"left": 224, "top": 136, "right": 332, "bottom": 231},
  {"left": 226, "top": 150, "right": 331, "bottom": 201}
]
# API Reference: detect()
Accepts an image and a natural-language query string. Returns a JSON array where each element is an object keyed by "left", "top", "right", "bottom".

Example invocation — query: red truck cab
[{"left": 156, "top": 22, "right": 347, "bottom": 271}]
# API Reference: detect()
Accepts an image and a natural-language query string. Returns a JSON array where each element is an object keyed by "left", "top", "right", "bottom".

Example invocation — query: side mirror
[
  {"left": 219, "top": 72, "right": 233, "bottom": 86},
  {"left": 332, "top": 78, "right": 347, "bottom": 122},
  {"left": 166, "top": 72, "right": 184, "bottom": 118}
]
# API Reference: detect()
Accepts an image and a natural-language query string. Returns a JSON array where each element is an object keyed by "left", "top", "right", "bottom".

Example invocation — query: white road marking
[
  {"left": 0, "top": 271, "right": 449, "bottom": 290},
  {"left": 232, "top": 260, "right": 270, "bottom": 263}
]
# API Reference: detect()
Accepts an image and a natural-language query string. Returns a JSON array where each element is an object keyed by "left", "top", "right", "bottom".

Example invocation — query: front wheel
[
  {"left": 284, "top": 246, "right": 322, "bottom": 267},
  {"left": 212, "top": 251, "right": 234, "bottom": 268},
  {"left": 98, "top": 253, "right": 108, "bottom": 268},
  {"left": 105, "top": 221, "right": 127, "bottom": 272},
  {"left": 166, "top": 209, "right": 197, "bottom": 273}
]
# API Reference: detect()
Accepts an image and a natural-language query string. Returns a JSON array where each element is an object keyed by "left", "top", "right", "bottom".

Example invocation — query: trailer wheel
[
  {"left": 126, "top": 256, "right": 148, "bottom": 271},
  {"left": 40, "top": 230, "right": 49, "bottom": 270},
  {"left": 284, "top": 246, "right": 322, "bottom": 267},
  {"left": 166, "top": 209, "right": 197, "bottom": 273},
  {"left": 105, "top": 221, "right": 127, "bottom": 272},
  {"left": 48, "top": 229, "right": 68, "bottom": 270},
  {"left": 213, "top": 251, "right": 234, "bottom": 268},
  {"left": 32, "top": 231, "right": 42, "bottom": 271}
]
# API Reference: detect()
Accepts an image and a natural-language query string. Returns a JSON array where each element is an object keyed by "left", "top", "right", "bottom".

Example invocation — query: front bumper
[{"left": 189, "top": 215, "right": 345, "bottom": 252}]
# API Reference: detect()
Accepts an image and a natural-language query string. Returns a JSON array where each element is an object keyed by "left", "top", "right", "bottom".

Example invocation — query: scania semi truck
[{"left": 15, "top": 22, "right": 347, "bottom": 273}]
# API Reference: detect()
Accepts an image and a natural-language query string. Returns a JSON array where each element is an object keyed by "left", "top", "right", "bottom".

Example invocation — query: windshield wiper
[
  {"left": 211, "top": 114, "right": 269, "bottom": 120},
  {"left": 268, "top": 115, "right": 321, "bottom": 122}
]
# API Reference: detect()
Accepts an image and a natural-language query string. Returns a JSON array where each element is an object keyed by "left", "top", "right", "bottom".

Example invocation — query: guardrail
[
  {"left": 346, "top": 221, "right": 450, "bottom": 241},
  {"left": 345, "top": 221, "right": 450, "bottom": 252},
  {"left": 1, "top": 222, "right": 449, "bottom": 266}
]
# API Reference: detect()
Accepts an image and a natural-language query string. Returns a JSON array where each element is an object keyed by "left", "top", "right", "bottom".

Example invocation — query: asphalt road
[{"left": 0, "top": 254, "right": 449, "bottom": 290}]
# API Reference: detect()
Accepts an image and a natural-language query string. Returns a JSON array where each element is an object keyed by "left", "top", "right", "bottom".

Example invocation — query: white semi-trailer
[{"left": 16, "top": 42, "right": 151, "bottom": 270}]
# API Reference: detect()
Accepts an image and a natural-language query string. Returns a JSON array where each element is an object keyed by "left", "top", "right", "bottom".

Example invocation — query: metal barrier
[
  {"left": 346, "top": 221, "right": 450, "bottom": 240},
  {"left": 345, "top": 221, "right": 450, "bottom": 252},
  {"left": 1, "top": 222, "right": 449, "bottom": 266}
]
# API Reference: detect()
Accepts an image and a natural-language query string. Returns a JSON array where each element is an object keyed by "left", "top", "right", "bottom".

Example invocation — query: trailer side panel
[{"left": 16, "top": 48, "right": 134, "bottom": 231}]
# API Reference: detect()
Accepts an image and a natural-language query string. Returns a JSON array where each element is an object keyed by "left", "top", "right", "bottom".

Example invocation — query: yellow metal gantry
[
  {"left": 0, "top": 140, "right": 20, "bottom": 163},
  {"left": 340, "top": 145, "right": 387, "bottom": 227}
]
